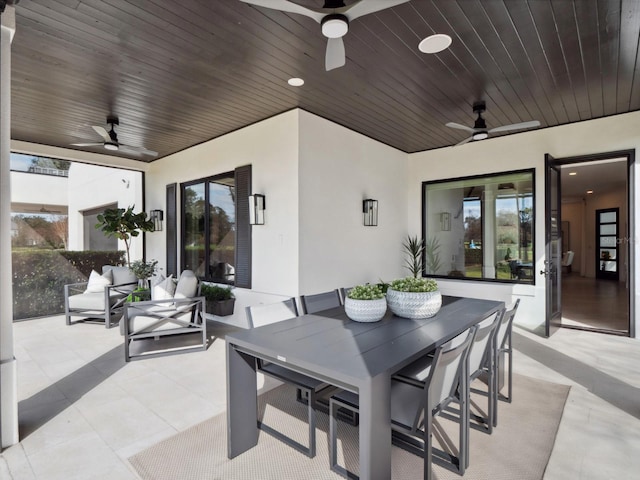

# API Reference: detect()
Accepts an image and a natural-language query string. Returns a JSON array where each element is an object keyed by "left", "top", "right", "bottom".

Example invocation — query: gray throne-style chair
[
  {"left": 64, "top": 265, "right": 137, "bottom": 329},
  {"left": 122, "top": 270, "right": 206, "bottom": 362}
]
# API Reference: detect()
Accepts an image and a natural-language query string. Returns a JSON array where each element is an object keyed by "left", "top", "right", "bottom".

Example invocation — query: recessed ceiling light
[
  {"left": 587, "top": 190, "right": 593, "bottom": 194},
  {"left": 569, "top": 172, "right": 577, "bottom": 176},
  {"left": 287, "top": 77, "right": 304, "bottom": 87},
  {"left": 418, "top": 34, "right": 452, "bottom": 54}
]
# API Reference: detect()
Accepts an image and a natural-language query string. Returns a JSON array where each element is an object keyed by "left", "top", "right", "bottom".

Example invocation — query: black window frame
[{"left": 421, "top": 168, "right": 536, "bottom": 284}]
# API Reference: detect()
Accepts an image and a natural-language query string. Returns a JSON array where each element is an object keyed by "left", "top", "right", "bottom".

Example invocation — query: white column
[
  {"left": 0, "top": 4, "right": 18, "bottom": 448},
  {"left": 482, "top": 185, "right": 497, "bottom": 278}
]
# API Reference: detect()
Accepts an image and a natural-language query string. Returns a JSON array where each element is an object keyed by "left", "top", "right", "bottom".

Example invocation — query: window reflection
[{"left": 423, "top": 170, "right": 535, "bottom": 283}]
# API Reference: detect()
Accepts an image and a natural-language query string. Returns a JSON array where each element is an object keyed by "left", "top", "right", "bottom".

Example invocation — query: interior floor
[{"left": 561, "top": 273, "right": 629, "bottom": 334}]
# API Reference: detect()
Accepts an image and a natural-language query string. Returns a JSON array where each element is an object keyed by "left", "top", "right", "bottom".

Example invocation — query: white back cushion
[
  {"left": 174, "top": 270, "right": 198, "bottom": 299},
  {"left": 152, "top": 275, "right": 176, "bottom": 301},
  {"left": 84, "top": 269, "right": 113, "bottom": 293}
]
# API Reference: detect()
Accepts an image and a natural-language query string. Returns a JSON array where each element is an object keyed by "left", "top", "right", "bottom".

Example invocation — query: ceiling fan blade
[
  {"left": 345, "top": 0, "right": 410, "bottom": 20},
  {"left": 325, "top": 37, "right": 345, "bottom": 71},
  {"left": 118, "top": 144, "right": 158, "bottom": 157},
  {"left": 454, "top": 136, "right": 473, "bottom": 147},
  {"left": 71, "top": 142, "right": 103, "bottom": 147},
  {"left": 488, "top": 120, "right": 541, "bottom": 133},
  {"left": 91, "top": 125, "right": 111, "bottom": 141},
  {"left": 239, "top": 0, "right": 325, "bottom": 22},
  {"left": 445, "top": 122, "right": 476, "bottom": 133}
]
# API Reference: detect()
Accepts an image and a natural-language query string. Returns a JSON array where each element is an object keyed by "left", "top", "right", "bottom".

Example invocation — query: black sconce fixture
[
  {"left": 249, "top": 194, "right": 265, "bottom": 225},
  {"left": 363, "top": 199, "right": 378, "bottom": 226},
  {"left": 150, "top": 209, "right": 163, "bottom": 232}
]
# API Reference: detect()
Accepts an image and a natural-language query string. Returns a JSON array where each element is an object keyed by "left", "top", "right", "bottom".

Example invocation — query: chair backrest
[
  {"left": 299, "top": 289, "right": 342, "bottom": 314},
  {"left": 467, "top": 310, "right": 503, "bottom": 376},
  {"left": 496, "top": 299, "right": 520, "bottom": 350},
  {"left": 339, "top": 287, "right": 353, "bottom": 304},
  {"left": 424, "top": 325, "right": 477, "bottom": 415},
  {"left": 102, "top": 265, "right": 137, "bottom": 287},
  {"left": 246, "top": 298, "right": 299, "bottom": 328}
]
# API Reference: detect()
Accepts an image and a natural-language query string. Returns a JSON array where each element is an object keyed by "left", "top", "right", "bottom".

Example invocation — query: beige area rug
[{"left": 129, "top": 374, "right": 569, "bottom": 480}]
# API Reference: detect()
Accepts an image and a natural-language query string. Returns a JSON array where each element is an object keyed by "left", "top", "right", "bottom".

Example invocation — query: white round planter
[
  {"left": 344, "top": 297, "right": 387, "bottom": 323},
  {"left": 386, "top": 288, "right": 442, "bottom": 319}
]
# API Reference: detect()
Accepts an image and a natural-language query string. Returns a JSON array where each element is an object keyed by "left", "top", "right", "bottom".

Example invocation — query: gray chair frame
[
  {"left": 493, "top": 299, "right": 520, "bottom": 426},
  {"left": 245, "top": 299, "right": 327, "bottom": 458},
  {"left": 299, "top": 289, "right": 343, "bottom": 314},
  {"left": 64, "top": 268, "right": 136, "bottom": 329},
  {"left": 123, "top": 292, "right": 207, "bottom": 362},
  {"left": 329, "top": 325, "right": 477, "bottom": 480}
]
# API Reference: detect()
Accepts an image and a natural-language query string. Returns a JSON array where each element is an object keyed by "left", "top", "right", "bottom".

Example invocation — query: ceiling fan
[
  {"left": 72, "top": 116, "right": 158, "bottom": 157},
  {"left": 445, "top": 101, "right": 541, "bottom": 146},
  {"left": 239, "top": 0, "right": 410, "bottom": 71}
]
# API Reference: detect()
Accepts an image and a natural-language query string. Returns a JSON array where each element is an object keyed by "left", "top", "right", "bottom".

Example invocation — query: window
[
  {"left": 181, "top": 165, "right": 252, "bottom": 287},
  {"left": 183, "top": 173, "right": 236, "bottom": 284},
  {"left": 422, "top": 169, "right": 535, "bottom": 283}
]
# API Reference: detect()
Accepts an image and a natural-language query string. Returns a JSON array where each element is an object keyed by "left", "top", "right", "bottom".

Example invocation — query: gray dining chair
[
  {"left": 329, "top": 325, "right": 477, "bottom": 480},
  {"left": 299, "top": 289, "right": 342, "bottom": 314},
  {"left": 493, "top": 299, "right": 520, "bottom": 427},
  {"left": 245, "top": 299, "right": 327, "bottom": 457}
]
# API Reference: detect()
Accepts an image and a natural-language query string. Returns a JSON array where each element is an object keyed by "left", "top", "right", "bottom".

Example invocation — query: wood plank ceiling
[{"left": 8, "top": 0, "right": 640, "bottom": 162}]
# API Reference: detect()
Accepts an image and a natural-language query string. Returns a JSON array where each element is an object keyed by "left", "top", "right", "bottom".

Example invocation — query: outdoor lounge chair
[
  {"left": 64, "top": 265, "right": 137, "bottom": 329},
  {"left": 122, "top": 270, "right": 206, "bottom": 361}
]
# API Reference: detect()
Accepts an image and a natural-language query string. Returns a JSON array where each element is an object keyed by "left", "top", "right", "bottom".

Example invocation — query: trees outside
[{"left": 12, "top": 215, "right": 67, "bottom": 249}]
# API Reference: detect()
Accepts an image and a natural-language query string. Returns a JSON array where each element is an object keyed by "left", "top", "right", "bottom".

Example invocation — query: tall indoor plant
[{"left": 95, "top": 206, "right": 154, "bottom": 266}]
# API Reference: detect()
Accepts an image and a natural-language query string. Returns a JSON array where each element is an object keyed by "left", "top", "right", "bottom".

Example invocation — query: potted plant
[
  {"left": 201, "top": 283, "right": 235, "bottom": 316},
  {"left": 95, "top": 206, "right": 155, "bottom": 267},
  {"left": 130, "top": 259, "right": 158, "bottom": 289},
  {"left": 344, "top": 284, "right": 387, "bottom": 323},
  {"left": 386, "top": 277, "right": 442, "bottom": 319}
]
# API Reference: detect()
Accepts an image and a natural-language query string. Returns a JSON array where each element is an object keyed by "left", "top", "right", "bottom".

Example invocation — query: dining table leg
[
  {"left": 226, "top": 344, "right": 258, "bottom": 458},
  {"left": 358, "top": 373, "right": 391, "bottom": 480}
]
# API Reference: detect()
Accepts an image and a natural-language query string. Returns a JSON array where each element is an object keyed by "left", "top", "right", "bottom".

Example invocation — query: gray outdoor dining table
[{"left": 226, "top": 295, "right": 504, "bottom": 480}]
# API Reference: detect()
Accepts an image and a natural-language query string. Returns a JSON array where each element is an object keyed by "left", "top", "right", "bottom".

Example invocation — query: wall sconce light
[
  {"left": 363, "top": 199, "right": 378, "bottom": 226},
  {"left": 249, "top": 194, "right": 265, "bottom": 225},
  {"left": 440, "top": 212, "right": 451, "bottom": 231},
  {"left": 150, "top": 209, "right": 164, "bottom": 232}
]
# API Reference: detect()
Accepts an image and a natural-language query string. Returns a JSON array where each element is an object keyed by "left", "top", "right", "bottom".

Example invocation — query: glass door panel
[{"left": 596, "top": 208, "right": 618, "bottom": 280}]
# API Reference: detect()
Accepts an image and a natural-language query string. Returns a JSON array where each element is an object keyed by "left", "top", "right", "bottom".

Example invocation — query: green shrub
[
  {"left": 12, "top": 250, "right": 125, "bottom": 320},
  {"left": 348, "top": 284, "right": 385, "bottom": 300},
  {"left": 389, "top": 277, "right": 438, "bottom": 293},
  {"left": 200, "top": 283, "right": 234, "bottom": 301}
]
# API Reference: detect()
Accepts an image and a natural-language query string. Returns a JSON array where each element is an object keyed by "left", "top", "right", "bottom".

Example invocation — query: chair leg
[
  {"left": 258, "top": 386, "right": 317, "bottom": 458},
  {"left": 329, "top": 397, "right": 358, "bottom": 479}
]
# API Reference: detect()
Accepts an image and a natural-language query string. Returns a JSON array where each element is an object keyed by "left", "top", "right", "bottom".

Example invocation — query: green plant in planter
[
  {"left": 95, "top": 206, "right": 154, "bottom": 267},
  {"left": 403, "top": 235, "right": 425, "bottom": 278},
  {"left": 348, "top": 284, "right": 385, "bottom": 300},
  {"left": 389, "top": 277, "right": 438, "bottom": 293},
  {"left": 201, "top": 283, "right": 235, "bottom": 316},
  {"left": 130, "top": 259, "right": 158, "bottom": 282}
]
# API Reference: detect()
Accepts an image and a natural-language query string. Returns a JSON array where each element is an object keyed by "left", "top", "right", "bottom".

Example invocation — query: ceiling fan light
[
  {"left": 104, "top": 142, "right": 119, "bottom": 151},
  {"left": 418, "top": 33, "right": 452, "bottom": 54},
  {"left": 472, "top": 132, "right": 489, "bottom": 141},
  {"left": 321, "top": 15, "right": 348, "bottom": 38}
]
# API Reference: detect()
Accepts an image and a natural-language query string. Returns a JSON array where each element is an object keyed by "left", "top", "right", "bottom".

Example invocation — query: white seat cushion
[{"left": 68, "top": 290, "right": 123, "bottom": 311}]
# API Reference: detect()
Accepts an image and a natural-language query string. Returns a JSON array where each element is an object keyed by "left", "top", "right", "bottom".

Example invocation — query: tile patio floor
[{"left": 1, "top": 314, "right": 639, "bottom": 479}]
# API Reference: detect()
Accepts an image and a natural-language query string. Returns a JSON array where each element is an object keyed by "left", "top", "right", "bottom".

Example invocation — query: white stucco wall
[
  {"left": 297, "top": 110, "right": 408, "bottom": 294},
  {"left": 408, "top": 110, "right": 640, "bottom": 337},
  {"left": 145, "top": 110, "right": 300, "bottom": 296},
  {"left": 67, "top": 163, "right": 143, "bottom": 259}
]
